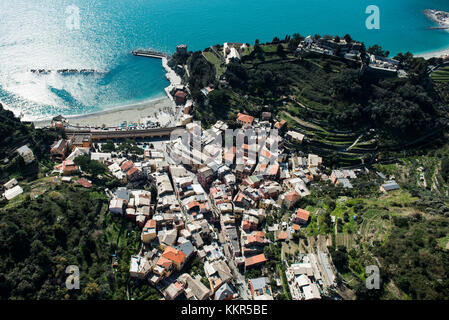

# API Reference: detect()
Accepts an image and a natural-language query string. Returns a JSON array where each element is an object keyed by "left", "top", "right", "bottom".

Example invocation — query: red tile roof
[
  {"left": 157, "top": 256, "right": 173, "bottom": 269},
  {"left": 145, "top": 219, "right": 156, "bottom": 229},
  {"left": 284, "top": 190, "right": 300, "bottom": 202},
  {"left": 296, "top": 208, "right": 310, "bottom": 222},
  {"left": 237, "top": 113, "right": 254, "bottom": 125},
  {"left": 77, "top": 178, "right": 92, "bottom": 188},
  {"left": 126, "top": 166, "right": 139, "bottom": 177},
  {"left": 274, "top": 120, "right": 287, "bottom": 129},
  {"left": 245, "top": 253, "right": 267, "bottom": 267},
  {"left": 120, "top": 160, "right": 134, "bottom": 172},
  {"left": 175, "top": 91, "right": 187, "bottom": 99},
  {"left": 187, "top": 201, "right": 200, "bottom": 210},
  {"left": 277, "top": 231, "right": 288, "bottom": 240},
  {"left": 162, "top": 246, "right": 186, "bottom": 266}
]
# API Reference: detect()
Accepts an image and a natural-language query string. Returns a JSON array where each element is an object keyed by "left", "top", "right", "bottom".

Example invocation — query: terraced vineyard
[{"left": 431, "top": 65, "right": 449, "bottom": 83}]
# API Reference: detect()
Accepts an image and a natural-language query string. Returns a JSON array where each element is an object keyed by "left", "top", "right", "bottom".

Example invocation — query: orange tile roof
[
  {"left": 245, "top": 253, "right": 267, "bottom": 267},
  {"left": 76, "top": 178, "right": 92, "bottom": 188},
  {"left": 284, "top": 190, "right": 300, "bottom": 202},
  {"left": 292, "top": 223, "right": 300, "bottom": 231},
  {"left": 237, "top": 113, "right": 254, "bottom": 125},
  {"left": 235, "top": 192, "right": 246, "bottom": 202},
  {"left": 126, "top": 166, "right": 139, "bottom": 177},
  {"left": 162, "top": 246, "right": 186, "bottom": 265},
  {"left": 157, "top": 256, "right": 173, "bottom": 269},
  {"left": 145, "top": 219, "right": 156, "bottom": 229},
  {"left": 187, "top": 201, "right": 200, "bottom": 210},
  {"left": 277, "top": 231, "right": 288, "bottom": 240},
  {"left": 256, "top": 231, "right": 265, "bottom": 237},
  {"left": 247, "top": 235, "right": 262, "bottom": 244},
  {"left": 120, "top": 160, "right": 134, "bottom": 172},
  {"left": 274, "top": 120, "right": 287, "bottom": 129},
  {"left": 296, "top": 208, "right": 310, "bottom": 222}
]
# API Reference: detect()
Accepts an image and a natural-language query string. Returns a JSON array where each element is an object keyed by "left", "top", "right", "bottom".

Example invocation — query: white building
[
  {"left": 4, "top": 185, "right": 23, "bottom": 200},
  {"left": 17, "top": 145, "right": 34, "bottom": 164},
  {"left": 109, "top": 198, "right": 124, "bottom": 215}
]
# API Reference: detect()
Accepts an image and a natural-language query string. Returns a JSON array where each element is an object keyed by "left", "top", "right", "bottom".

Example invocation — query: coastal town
[
  {"left": 2, "top": 40, "right": 404, "bottom": 301},
  {"left": 2, "top": 19, "right": 449, "bottom": 302}
]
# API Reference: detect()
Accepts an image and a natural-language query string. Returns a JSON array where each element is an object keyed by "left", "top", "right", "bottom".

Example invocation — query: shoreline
[
  {"left": 417, "top": 9, "right": 449, "bottom": 59},
  {"left": 32, "top": 56, "right": 184, "bottom": 129},
  {"left": 33, "top": 95, "right": 179, "bottom": 128},
  {"left": 416, "top": 46, "right": 449, "bottom": 59}
]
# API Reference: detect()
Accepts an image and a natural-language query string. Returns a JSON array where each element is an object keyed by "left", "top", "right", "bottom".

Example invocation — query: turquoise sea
[{"left": 1, "top": 0, "right": 449, "bottom": 120}]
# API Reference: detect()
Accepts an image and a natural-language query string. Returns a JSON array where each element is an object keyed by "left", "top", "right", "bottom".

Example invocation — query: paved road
[{"left": 218, "top": 233, "right": 251, "bottom": 300}]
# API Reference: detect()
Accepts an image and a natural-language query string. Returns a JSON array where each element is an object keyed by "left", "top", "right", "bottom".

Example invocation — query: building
[
  {"left": 17, "top": 145, "right": 34, "bottom": 164},
  {"left": 174, "top": 90, "right": 187, "bottom": 105},
  {"left": 274, "top": 120, "right": 287, "bottom": 130},
  {"left": 380, "top": 180, "right": 400, "bottom": 193},
  {"left": 109, "top": 198, "right": 124, "bottom": 215},
  {"left": 303, "top": 283, "right": 321, "bottom": 300},
  {"left": 197, "top": 166, "right": 215, "bottom": 189},
  {"left": 336, "top": 178, "right": 353, "bottom": 189},
  {"left": 163, "top": 281, "right": 184, "bottom": 300},
  {"left": 90, "top": 152, "right": 112, "bottom": 164},
  {"left": 261, "top": 112, "right": 272, "bottom": 121},
  {"left": 283, "top": 190, "right": 301, "bottom": 209},
  {"left": 4, "top": 185, "right": 23, "bottom": 200},
  {"left": 120, "top": 160, "right": 134, "bottom": 173},
  {"left": 162, "top": 246, "right": 187, "bottom": 271},
  {"left": 69, "top": 135, "right": 91, "bottom": 151},
  {"left": 126, "top": 167, "right": 142, "bottom": 181},
  {"left": 50, "top": 139, "right": 69, "bottom": 161},
  {"left": 237, "top": 113, "right": 254, "bottom": 127},
  {"left": 292, "top": 208, "right": 310, "bottom": 225},
  {"left": 62, "top": 160, "right": 79, "bottom": 176},
  {"left": 307, "top": 154, "right": 322, "bottom": 168},
  {"left": 142, "top": 219, "right": 157, "bottom": 243},
  {"left": 77, "top": 178, "right": 92, "bottom": 188},
  {"left": 3, "top": 178, "right": 18, "bottom": 190},
  {"left": 286, "top": 131, "right": 305, "bottom": 144},
  {"left": 248, "top": 277, "right": 273, "bottom": 300},
  {"left": 129, "top": 255, "right": 151, "bottom": 279},
  {"left": 244, "top": 253, "right": 267, "bottom": 270},
  {"left": 214, "top": 283, "right": 236, "bottom": 300},
  {"left": 178, "top": 273, "right": 212, "bottom": 300}
]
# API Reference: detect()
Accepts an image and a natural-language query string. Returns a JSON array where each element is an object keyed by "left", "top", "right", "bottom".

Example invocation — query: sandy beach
[
  {"left": 416, "top": 46, "right": 449, "bottom": 59},
  {"left": 33, "top": 95, "right": 180, "bottom": 128}
]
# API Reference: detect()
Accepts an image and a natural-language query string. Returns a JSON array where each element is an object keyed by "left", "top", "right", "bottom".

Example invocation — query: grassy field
[{"left": 202, "top": 51, "right": 226, "bottom": 78}]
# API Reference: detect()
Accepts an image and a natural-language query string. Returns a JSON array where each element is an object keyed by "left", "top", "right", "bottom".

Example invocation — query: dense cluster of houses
[
  {"left": 93, "top": 106, "right": 375, "bottom": 300},
  {"left": 38, "top": 102, "right": 401, "bottom": 300},
  {"left": 101, "top": 108, "right": 347, "bottom": 300}
]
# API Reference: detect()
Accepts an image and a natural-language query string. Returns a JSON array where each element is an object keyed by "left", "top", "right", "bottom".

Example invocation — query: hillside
[
  {"left": 0, "top": 104, "right": 61, "bottom": 182},
  {"left": 186, "top": 35, "right": 448, "bottom": 166},
  {"left": 0, "top": 107, "right": 160, "bottom": 300}
]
